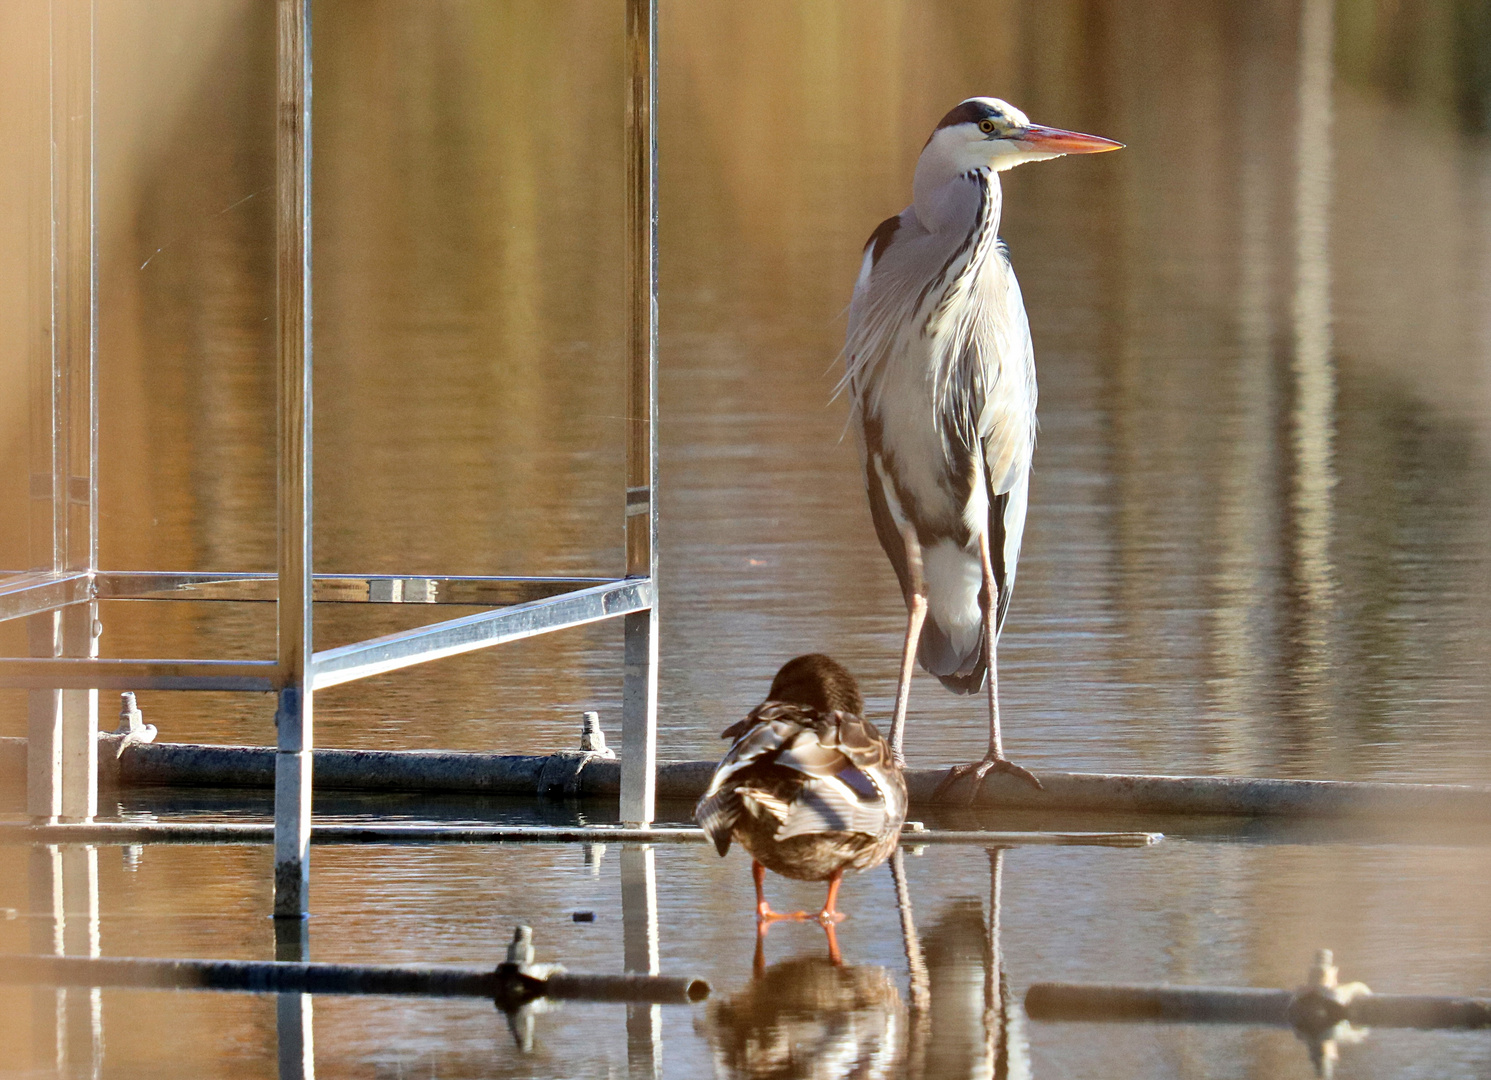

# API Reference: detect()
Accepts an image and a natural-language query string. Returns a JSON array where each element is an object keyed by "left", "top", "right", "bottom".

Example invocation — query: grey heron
[{"left": 842, "top": 97, "right": 1120, "bottom": 795}]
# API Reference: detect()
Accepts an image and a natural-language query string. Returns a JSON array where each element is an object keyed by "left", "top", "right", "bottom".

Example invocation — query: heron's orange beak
[{"left": 1017, "top": 124, "right": 1124, "bottom": 154}]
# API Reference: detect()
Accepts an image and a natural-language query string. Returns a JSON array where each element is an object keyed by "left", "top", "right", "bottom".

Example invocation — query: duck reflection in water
[
  {"left": 704, "top": 951, "right": 906, "bottom": 1080},
  {"left": 697, "top": 655, "right": 907, "bottom": 937},
  {"left": 704, "top": 849, "right": 1030, "bottom": 1079}
]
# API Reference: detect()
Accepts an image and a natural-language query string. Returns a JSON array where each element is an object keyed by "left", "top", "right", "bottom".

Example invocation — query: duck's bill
[{"left": 1017, "top": 124, "right": 1124, "bottom": 154}]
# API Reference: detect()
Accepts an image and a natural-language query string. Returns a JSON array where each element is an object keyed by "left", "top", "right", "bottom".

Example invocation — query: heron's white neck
[{"left": 913, "top": 166, "right": 1003, "bottom": 238}]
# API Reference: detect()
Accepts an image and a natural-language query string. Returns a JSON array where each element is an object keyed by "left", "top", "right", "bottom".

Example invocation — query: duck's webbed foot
[
  {"left": 756, "top": 903, "right": 813, "bottom": 925},
  {"left": 933, "top": 753, "right": 1043, "bottom": 804}
]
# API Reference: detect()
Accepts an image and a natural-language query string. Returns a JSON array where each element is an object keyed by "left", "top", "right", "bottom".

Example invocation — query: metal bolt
[
  {"left": 1307, "top": 949, "right": 1338, "bottom": 989},
  {"left": 119, "top": 692, "right": 143, "bottom": 735},
  {"left": 579, "top": 712, "right": 615, "bottom": 757},
  {"left": 507, "top": 925, "right": 535, "bottom": 968}
]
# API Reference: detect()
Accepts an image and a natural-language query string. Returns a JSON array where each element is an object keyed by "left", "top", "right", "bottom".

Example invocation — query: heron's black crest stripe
[
  {"left": 935, "top": 99, "right": 999, "bottom": 131},
  {"left": 866, "top": 215, "right": 901, "bottom": 268}
]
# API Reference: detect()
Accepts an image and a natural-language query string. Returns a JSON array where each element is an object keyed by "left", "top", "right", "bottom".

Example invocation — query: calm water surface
[{"left": 2, "top": 0, "right": 1491, "bottom": 1076}]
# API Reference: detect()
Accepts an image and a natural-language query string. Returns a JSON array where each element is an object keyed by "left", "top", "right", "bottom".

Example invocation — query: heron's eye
[{"left": 978, "top": 119, "right": 997, "bottom": 134}]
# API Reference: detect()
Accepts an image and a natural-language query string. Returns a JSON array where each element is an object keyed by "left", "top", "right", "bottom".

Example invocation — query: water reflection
[
  {"left": 706, "top": 954, "right": 905, "bottom": 1080},
  {"left": 26, "top": 844, "right": 103, "bottom": 1077},
  {"left": 709, "top": 848, "right": 1029, "bottom": 1080}
]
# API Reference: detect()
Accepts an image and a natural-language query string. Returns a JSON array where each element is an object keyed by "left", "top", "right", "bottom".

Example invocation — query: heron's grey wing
[
  {"left": 973, "top": 246, "right": 1037, "bottom": 634},
  {"left": 844, "top": 208, "right": 939, "bottom": 608}
]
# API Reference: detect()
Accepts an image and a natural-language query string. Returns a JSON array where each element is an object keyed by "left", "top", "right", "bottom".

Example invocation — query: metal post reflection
[
  {"left": 1290, "top": 0, "right": 1339, "bottom": 697},
  {"left": 274, "top": 918, "right": 315, "bottom": 1080},
  {"left": 621, "top": 844, "right": 661, "bottom": 1078},
  {"left": 1210, "top": 10, "right": 1281, "bottom": 769},
  {"left": 28, "top": 843, "right": 103, "bottom": 1076}
]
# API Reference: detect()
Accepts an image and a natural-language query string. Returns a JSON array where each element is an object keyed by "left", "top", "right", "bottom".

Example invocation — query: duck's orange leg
[
  {"left": 753, "top": 860, "right": 810, "bottom": 923},
  {"left": 821, "top": 921, "right": 843, "bottom": 966},
  {"left": 815, "top": 869, "right": 847, "bottom": 925}
]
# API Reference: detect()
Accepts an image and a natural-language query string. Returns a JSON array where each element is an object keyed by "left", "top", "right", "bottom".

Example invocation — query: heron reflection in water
[{"left": 704, "top": 849, "right": 1028, "bottom": 1079}]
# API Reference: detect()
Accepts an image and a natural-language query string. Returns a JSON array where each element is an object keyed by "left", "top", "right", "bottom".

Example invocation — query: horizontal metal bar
[
  {"left": 0, "top": 821, "right": 1158, "bottom": 847},
  {"left": 0, "top": 570, "right": 94, "bottom": 621},
  {"left": 903, "top": 828, "right": 1160, "bottom": 848},
  {"left": 94, "top": 570, "right": 615, "bottom": 605},
  {"left": 1024, "top": 983, "right": 1491, "bottom": 1031},
  {"left": 311, "top": 578, "right": 653, "bottom": 690},
  {"left": 1027, "top": 983, "right": 1293, "bottom": 1025},
  {"left": 0, "top": 954, "right": 710, "bottom": 1005},
  {"left": 0, "top": 658, "right": 277, "bottom": 691}
]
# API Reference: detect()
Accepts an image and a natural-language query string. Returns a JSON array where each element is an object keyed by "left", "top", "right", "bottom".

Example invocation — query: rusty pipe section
[
  {"left": 1025, "top": 983, "right": 1491, "bottom": 1031},
  {"left": 4, "top": 736, "right": 1491, "bottom": 820},
  {"left": 0, "top": 953, "right": 708, "bottom": 1006}
]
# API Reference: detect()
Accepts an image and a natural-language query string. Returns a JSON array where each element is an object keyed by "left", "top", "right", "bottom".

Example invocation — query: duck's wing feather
[
  {"left": 696, "top": 705, "right": 906, "bottom": 854},
  {"left": 696, "top": 704, "right": 811, "bottom": 856}
]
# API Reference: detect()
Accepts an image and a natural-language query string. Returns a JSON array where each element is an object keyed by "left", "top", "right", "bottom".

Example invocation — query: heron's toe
[{"left": 933, "top": 755, "right": 1044, "bottom": 804}]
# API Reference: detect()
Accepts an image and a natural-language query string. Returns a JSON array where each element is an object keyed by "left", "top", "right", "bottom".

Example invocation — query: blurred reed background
[{"left": 0, "top": 0, "right": 1489, "bottom": 781}]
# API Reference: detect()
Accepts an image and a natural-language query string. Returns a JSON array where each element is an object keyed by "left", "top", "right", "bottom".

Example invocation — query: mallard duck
[{"left": 696, "top": 654, "right": 907, "bottom": 924}]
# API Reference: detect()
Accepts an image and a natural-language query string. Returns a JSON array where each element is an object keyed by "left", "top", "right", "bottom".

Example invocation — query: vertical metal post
[
  {"left": 273, "top": 0, "right": 314, "bottom": 919},
  {"left": 28, "top": 0, "right": 97, "bottom": 824},
  {"left": 620, "top": 845, "right": 661, "bottom": 1078},
  {"left": 620, "top": 0, "right": 659, "bottom": 828}
]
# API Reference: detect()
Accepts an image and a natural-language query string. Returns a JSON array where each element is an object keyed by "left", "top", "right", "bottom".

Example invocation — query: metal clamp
[{"left": 536, "top": 712, "right": 616, "bottom": 798}]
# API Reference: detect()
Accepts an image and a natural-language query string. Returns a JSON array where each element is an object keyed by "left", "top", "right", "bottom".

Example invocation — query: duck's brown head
[{"left": 767, "top": 654, "right": 864, "bottom": 717}]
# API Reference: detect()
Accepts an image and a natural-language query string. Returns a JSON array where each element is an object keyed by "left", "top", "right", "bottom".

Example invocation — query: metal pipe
[
  {"left": 619, "top": 0, "right": 659, "bottom": 829},
  {"left": 0, "top": 954, "right": 709, "bottom": 1006},
  {"left": 8, "top": 737, "right": 1489, "bottom": 822},
  {"left": 273, "top": 0, "right": 314, "bottom": 920},
  {"left": 0, "top": 571, "right": 92, "bottom": 623},
  {"left": 0, "top": 821, "right": 1159, "bottom": 847},
  {"left": 0, "top": 658, "right": 277, "bottom": 692},
  {"left": 311, "top": 579, "right": 651, "bottom": 690},
  {"left": 1025, "top": 983, "right": 1491, "bottom": 1031},
  {"left": 90, "top": 570, "right": 614, "bottom": 605},
  {"left": 1026, "top": 983, "right": 1292, "bottom": 1024}
]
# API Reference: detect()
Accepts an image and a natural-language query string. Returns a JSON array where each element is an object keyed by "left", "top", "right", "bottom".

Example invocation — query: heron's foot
[
  {"left": 933, "top": 754, "right": 1044, "bottom": 804},
  {"left": 815, "top": 908, "right": 847, "bottom": 926}
]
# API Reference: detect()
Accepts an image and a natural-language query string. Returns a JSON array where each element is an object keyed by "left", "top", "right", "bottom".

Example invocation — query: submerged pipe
[
  {"left": 0, "top": 821, "right": 1160, "bottom": 847},
  {"left": 4, "top": 736, "right": 1489, "bottom": 820},
  {"left": 1025, "top": 983, "right": 1491, "bottom": 1031},
  {"left": 0, "top": 953, "right": 708, "bottom": 1006}
]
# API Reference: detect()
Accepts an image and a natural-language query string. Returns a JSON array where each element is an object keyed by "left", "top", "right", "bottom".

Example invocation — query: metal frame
[{"left": 0, "top": 0, "right": 662, "bottom": 917}]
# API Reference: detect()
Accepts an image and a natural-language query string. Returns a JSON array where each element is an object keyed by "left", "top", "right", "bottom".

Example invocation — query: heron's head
[{"left": 915, "top": 97, "right": 1121, "bottom": 208}]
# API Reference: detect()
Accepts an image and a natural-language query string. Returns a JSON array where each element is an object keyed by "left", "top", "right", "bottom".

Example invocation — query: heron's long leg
[
  {"left": 981, "top": 529, "right": 1006, "bottom": 762},
  {"left": 889, "top": 522, "right": 928, "bottom": 765},
  {"left": 932, "top": 532, "right": 1042, "bottom": 800}
]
